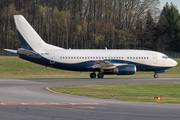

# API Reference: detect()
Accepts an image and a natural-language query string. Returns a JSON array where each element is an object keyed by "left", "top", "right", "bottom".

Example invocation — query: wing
[{"left": 91, "top": 60, "right": 127, "bottom": 69}]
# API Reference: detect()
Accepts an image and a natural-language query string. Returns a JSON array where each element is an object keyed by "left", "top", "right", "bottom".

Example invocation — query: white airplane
[{"left": 4, "top": 15, "right": 177, "bottom": 79}]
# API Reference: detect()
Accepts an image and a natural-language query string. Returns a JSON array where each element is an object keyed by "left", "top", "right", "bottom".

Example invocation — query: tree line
[{"left": 0, "top": 0, "right": 180, "bottom": 52}]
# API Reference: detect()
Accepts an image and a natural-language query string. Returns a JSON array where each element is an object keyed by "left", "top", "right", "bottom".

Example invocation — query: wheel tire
[
  {"left": 154, "top": 74, "right": 158, "bottom": 78},
  {"left": 97, "top": 73, "right": 104, "bottom": 79},
  {"left": 90, "top": 73, "right": 96, "bottom": 78}
]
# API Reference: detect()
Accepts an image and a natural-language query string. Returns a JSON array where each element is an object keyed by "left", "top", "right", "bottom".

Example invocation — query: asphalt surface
[{"left": 0, "top": 78, "right": 180, "bottom": 120}]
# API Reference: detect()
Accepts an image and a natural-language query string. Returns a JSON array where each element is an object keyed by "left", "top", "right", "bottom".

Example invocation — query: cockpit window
[{"left": 162, "top": 55, "right": 169, "bottom": 59}]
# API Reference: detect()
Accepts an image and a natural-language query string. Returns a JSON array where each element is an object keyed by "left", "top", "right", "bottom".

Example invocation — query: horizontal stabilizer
[
  {"left": 4, "top": 49, "right": 17, "bottom": 54},
  {"left": 18, "top": 48, "right": 37, "bottom": 56}
]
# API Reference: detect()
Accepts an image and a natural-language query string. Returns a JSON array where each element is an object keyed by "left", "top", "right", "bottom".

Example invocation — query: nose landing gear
[{"left": 154, "top": 74, "right": 158, "bottom": 78}]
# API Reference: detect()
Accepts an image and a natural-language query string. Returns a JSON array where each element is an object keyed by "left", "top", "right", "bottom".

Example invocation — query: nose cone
[{"left": 171, "top": 59, "right": 177, "bottom": 67}]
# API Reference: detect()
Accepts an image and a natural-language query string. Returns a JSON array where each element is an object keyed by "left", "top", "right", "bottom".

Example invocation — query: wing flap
[
  {"left": 91, "top": 60, "right": 128, "bottom": 69},
  {"left": 92, "top": 60, "right": 116, "bottom": 69}
]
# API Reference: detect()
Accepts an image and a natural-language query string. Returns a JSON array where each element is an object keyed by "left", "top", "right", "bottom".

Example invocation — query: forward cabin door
[
  {"left": 152, "top": 54, "right": 157, "bottom": 64},
  {"left": 50, "top": 53, "right": 55, "bottom": 64}
]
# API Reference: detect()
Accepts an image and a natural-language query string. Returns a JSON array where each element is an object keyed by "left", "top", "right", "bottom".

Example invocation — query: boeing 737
[{"left": 4, "top": 15, "right": 177, "bottom": 78}]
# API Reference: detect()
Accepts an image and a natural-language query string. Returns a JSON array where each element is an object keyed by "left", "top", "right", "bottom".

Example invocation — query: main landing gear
[
  {"left": 90, "top": 73, "right": 96, "bottom": 78},
  {"left": 97, "top": 73, "right": 104, "bottom": 79},
  {"left": 90, "top": 72, "right": 104, "bottom": 79}
]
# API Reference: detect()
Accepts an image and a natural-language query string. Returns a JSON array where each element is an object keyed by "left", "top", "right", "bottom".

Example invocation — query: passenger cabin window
[{"left": 59, "top": 56, "right": 150, "bottom": 60}]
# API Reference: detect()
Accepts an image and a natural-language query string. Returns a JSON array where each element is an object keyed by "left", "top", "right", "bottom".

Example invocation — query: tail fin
[{"left": 14, "top": 15, "right": 63, "bottom": 51}]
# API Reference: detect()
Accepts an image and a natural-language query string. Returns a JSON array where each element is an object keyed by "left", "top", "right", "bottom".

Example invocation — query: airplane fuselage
[{"left": 18, "top": 49, "right": 176, "bottom": 72}]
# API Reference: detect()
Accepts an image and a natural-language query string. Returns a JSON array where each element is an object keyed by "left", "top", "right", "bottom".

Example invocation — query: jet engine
[
  {"left": 115, "top": 65, "right": 136, "bottom": 75},
  {"left": 103, "top": 64, "right": 136, "bottom": 75}
]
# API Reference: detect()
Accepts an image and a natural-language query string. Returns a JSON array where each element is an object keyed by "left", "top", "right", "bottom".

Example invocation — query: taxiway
[{"left": 0, "top": 78, "right": 180, "bottom": 120}]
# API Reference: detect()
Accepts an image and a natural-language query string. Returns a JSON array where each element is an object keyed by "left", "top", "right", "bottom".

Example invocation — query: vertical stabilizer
[{"left": 14, "top": 15, "right": 63, "bottom": 51}]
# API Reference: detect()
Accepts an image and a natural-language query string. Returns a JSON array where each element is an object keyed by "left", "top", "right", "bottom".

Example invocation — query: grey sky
[{"left": 159, "top": 0, "right": 180, "bottom": 11}]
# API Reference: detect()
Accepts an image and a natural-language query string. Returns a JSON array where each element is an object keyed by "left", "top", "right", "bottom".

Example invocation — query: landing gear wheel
[
  {"left": 154, "top": 74, "right": 158, "bottom": 78},
  {"left": 97, "top": 73, "right": 104, "bottom": 79},
  {"left": 90, "top": 73, "right": 96, "bottom": 78}
]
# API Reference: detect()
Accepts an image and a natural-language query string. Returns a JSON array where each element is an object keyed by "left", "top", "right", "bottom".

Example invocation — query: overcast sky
[{"left": 159, "top": 0, "right": 180, "bottom": 11}]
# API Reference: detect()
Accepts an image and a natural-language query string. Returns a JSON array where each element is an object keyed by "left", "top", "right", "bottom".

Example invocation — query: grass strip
[
  {"left": 50, "top": 83, "right": 180, "bottom": 104},
  {"left": 0, "top": 56, "right": 180, "bottom": 78}
]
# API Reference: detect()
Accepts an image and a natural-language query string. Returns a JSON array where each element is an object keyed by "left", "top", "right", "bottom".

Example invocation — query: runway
[{"left": 0, "top": 78, "right": 180, "bottom": 120}]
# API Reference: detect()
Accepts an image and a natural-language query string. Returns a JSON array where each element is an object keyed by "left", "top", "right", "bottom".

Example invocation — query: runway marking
[
  {"left": 0, "top": 103, "right": 104, "bottom": 105},
  {"left": 73, "top": 106, "right": 106, "bottom": 109},
  {"left": 43, "top": 105, "right": 180, "bottom": 118},
  {"left": 73, "top": 106, "right": 96, "bottom": 109}
]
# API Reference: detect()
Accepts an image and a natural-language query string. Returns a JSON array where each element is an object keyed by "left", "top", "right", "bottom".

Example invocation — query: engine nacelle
[{"left": 114, "top": 65, "right": 136, "bottom": 75}]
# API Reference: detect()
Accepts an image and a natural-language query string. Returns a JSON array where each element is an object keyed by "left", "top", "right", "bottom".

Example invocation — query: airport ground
[{"left": 0, "top": 78, "right": 180, "bottom": 120}]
